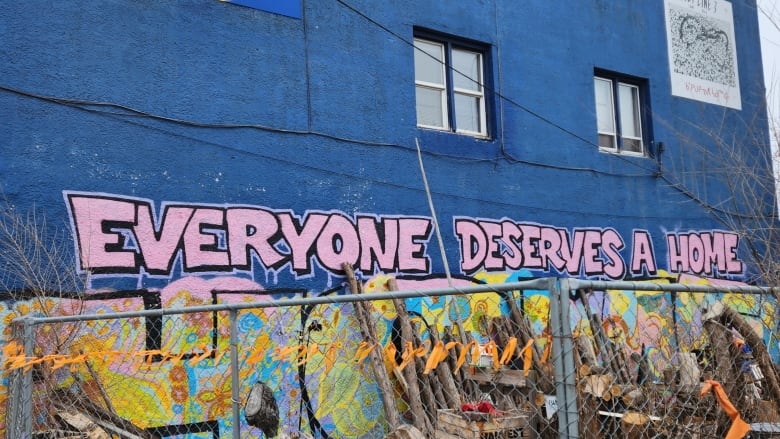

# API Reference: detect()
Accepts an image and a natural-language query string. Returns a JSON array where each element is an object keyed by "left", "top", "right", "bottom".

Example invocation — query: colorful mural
[
  {"left": 1, "top": 271, "right": 773, "bottom": 437},
  {"left": 2, "top": 0, "right": 772, "bottom": 435},
  {"left": 0, "top": 191, "right": 772, "bottom": 437}
]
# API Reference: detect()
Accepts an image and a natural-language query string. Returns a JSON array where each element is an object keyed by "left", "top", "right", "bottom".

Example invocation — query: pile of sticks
[
  {"left": 343, "top": 263, "right": 470, "bottom": 437},
  {"left": 342, "top": 264, "right": 554, "bottom": 437},
  {"left": 573, "top": 289, "right": 780, "bottom": 438}
]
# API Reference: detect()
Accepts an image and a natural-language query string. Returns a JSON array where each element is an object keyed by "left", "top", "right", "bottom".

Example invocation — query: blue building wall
[
  {"left": 0, "top": 0, "right": 775, "bottom": 436},
  {"left": 1, "top": 0, "right": 771, "bottom": 287}
]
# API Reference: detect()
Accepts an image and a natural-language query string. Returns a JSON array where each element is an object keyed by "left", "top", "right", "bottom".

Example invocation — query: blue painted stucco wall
[{"left": 0, "top": 0, "right": 773, "bottom": 287}]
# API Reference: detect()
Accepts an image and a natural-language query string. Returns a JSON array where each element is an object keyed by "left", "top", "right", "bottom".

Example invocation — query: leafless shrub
[
  {"left": 0, "top": 197, "right": 87, "bottom": 349},
  {"left": 658, "top": 101, "right": 780, "bottom": 287}
]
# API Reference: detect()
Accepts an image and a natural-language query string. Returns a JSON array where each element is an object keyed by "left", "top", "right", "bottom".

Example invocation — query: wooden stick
[
  {"left": 615, "top": 341, "right": 633, "bottom": 384},
  {"left": 580, "top": 289, "right": 630, "bottom": 383},
  {"left": 410, "top": 321, "right": 443, "bottom": 422},
  {"left": 384, "top": 277, "right": 433, "bottom": 436},
  {"left": 444, "top": 326, "right": 480, "bottom": 400},
  {"left": 83, "top": 357, "right": 116, "bottom": 415},
  {"left": 342, "top": 263, "right": 401, "bottom": 430},
  {"left": 429, "top": 329, "right": 462, "bottom": 410},
  {"left": 387, "top": 278, "right": 460, "bottom": 410},
  {"left": 575, "top": 334, "right": 598, "bottom": 371},
  {"left": 505, "top": 291, "right": 554, "bottom": 394}
]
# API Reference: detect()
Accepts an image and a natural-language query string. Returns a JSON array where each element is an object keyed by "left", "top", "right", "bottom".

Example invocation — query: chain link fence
[{"left": 2, "top": 276, "right": 779, "bottom": 438}]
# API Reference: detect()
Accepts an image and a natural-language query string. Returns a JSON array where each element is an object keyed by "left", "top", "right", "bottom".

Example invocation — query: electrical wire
[
  {"left": 0, "top": 84, "right": 708, "bottom": 220},
  {"left": 2, "top": 1, "right": 772, "bottom": 218},
  {"left": 332, "top": 0, "right": 661, "bottom": 177},
  {"left": 0, "top": 82, "right": 654, "bottom": 177},
  {"left": 332, "top": 0, "right": 778, "bottom": 219}
]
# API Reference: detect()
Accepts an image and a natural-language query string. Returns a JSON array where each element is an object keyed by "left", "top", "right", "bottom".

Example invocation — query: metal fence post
[
  {"left": 230, "top": 309, "right": 241, "bottom": 439},
  {"left": 549, "top": 277, "right": 578, "bottom": 438},
  {"left": 7, "top": 318, "right": 35, "bottom": 439},
  {"left": 5, "top": 368, "right": 18, "bottom": 439},
  {"left": 5, "top": 321, "right": 21, "bottom": 439}
]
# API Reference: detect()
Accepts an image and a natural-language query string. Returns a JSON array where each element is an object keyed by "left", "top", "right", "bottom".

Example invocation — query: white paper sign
[
  {"left": 544, "top": 394, "right": 559, "bottom": 419},
  {"left": 664, "top": 0, "right": 741, "bottom": 109}
]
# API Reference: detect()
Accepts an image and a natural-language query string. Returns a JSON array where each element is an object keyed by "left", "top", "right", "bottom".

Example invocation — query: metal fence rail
[{"left": 3, "top": 277, "right": 778, "bottom": 438}]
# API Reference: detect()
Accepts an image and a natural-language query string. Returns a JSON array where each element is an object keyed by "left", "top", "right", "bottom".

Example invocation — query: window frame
[
  {"left": 414, "top": 31, "right": 490, "bottom": 138},
  {"left": 594, "top": 69, "right": 651, "bottom": 157}
]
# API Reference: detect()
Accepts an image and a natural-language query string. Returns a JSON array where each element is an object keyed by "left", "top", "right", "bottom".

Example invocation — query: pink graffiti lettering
[
  {"left": 226, "top": 208, "right": 285, "bottom": 270},
  {"left": 65, "top": 192, "right": 432, "bottom": 276},
  {"left": 68, "top": 196, "right": 138, "bottom": 271},
  {"left": 454, "top": 219, "right": 626, "bottom": 279},
  {"left": 135, "top": 205, "right": 193, "bottom": 272},
  {"left": 358, "top": 216, "right": 397, "bottom": 271},
  {"left": 666, "top": 231, "right": 742, "bottom": 276},
  {"left": 600, "top": 229, "right": 626, "bottom": 279},
  {"left": 481, "top": 221, "right": 505, "bottom": 270},
  {"left": 557, "top": 229, "right": 585, "bottom": 273},
  {"left": 396, "top": 218, "right": 433, "bottom": 272},
  {"left": 279, "top": 212, "right": 328, "bottom": 273},
  {"left": 630, "top": 230, "right": 657, "bottom": 275},
  {"left": 182, "top": 208, "right": 230, "bottom": 269},
  {"left": 315, "top": 214, "right": 360, "bottom": 271}
]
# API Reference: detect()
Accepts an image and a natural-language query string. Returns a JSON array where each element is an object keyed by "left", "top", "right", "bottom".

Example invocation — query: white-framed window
[
  {"left": 594, "top": 72, "right": 648, "bottom": 155},
  {"left": 414, "top": 34, "right": 488, "bottom": 137}
]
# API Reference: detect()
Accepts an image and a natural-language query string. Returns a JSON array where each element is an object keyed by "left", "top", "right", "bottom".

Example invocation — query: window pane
[
  {"left": 452, "top": 49, "right": 481, "bottom": 91},
  {"left": 416, "top": 85, "right": 446, "bottom": 128},
  {"left": 599, "top": 133, "right": 616, "bottom": 150},
  {"left": 618, "top": 83, "right": 641, "bottom": 138},
  {"left": 454, "top": 93, "right": 481, "bottom": 133},
  {"left": 414, "top": 39, "right": 445, "bottom": 85},
  {"left": 594, "top": 78, "right": 615, "bottom": 135},
  {"left": 622, "top": 138, "right": 642, "bottom": 153}
]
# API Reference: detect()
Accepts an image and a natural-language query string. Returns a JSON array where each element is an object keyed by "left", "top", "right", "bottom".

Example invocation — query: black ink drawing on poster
[{"left": 665, "top": 0, "right": 741, "bottom": 109}]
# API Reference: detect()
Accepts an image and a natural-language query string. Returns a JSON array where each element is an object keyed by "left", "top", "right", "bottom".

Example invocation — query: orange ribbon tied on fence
[
  {"left": 399, "top": 341, "right": 428, "bottom": 371},
  {"left": 542, "top": 333, "right": 553, "bottom": 364},
  {"left": 487, "top": 340, "right": 500, "bottom": 371},
  {"left": 454, "top": 340, "right": 478, "bottom": 374},
  {"left": 355, "top": 341, "right": 377, "bottom": 363},
  {"left": 424, "top": 340, "right": 447, "bottom": 374},
  {"left": 700, "top": 379, "right": 750, "bottom": 439},
  {"left": 498, "top": 337, "right": 516, "bottom": 366},
  {"left": 517, "top": 338, "right": 534, "bottom": 377}
]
